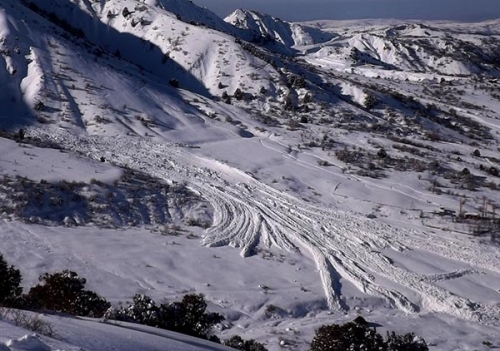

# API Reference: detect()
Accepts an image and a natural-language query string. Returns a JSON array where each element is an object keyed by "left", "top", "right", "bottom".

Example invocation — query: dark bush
[
  {"left": 310, "top": 321, "right": 428, "bottom": 351},
  {"left": 20, "top": 270, "right": 110, "bottom": 317},
  {"left": 283, "top": 96, "right": 294, "bottom": 111},
  {"left": 34, "top": 100, "right": 45, "bottom": 111},
  {"left": 377, "top": 148, "right": 388, "bottom": 158},
  {"left": 224, "top": 335, "right": 268, "bottom": 351},
  {"left": 310, "top": 322, "right": 385, "bottom": 351},
  {"left": 234, "top": 88, "right": 244, "bottom": 101},
  {"left": 106, "top": 293, "right": 224, "bottom": 340},
  {"left": 74, "top": 290, "right": 113, "bottom": 317},
  {"left": 122, "top": 7, "right": 131, "bottom": 18},
  {"left": 386, "top": 331, "right": 428, "bottom": 351},
  {"left": 222, "top": 91, "right": 231, "bottom": 104},
  {"left": 352, "top": 316, "right": 367, "bottom": 326},
  {"left": 0, "top": 253, "right": 22, "bottom": 305},
  {"left": 287, "top": 74, "right": 306, "bottom": 89},
  {"left": 160, "top": 293, "right": 224, "bottom": 339},
  {"left": 169, "top": 78, "right": 179, "bottom": 88},
  {"left": 302, "top": 93, "right": 313, "bottom": 104},
  {"left": 107, "top": 294, "right": 161, "bottom": 326},
  {"left": 364, "top": 93, "right": 378, "bottom": 110}
]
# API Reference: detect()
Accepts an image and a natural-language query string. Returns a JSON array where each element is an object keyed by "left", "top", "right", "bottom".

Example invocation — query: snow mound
[{"left": 5, "top": 335, "right": 50, "bottom": 351}]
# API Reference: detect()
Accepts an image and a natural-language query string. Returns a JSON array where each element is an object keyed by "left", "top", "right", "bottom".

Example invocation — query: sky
[{"left": 191, "top": 0, "right": 500, "bottom": 22}]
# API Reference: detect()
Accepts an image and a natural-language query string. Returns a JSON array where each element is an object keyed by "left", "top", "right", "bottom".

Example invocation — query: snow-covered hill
[
  {"left": 306, "top": 21, "right": 500, "bottom": 76},
  {"left": 145, "top": 0, "right": 238, "bottom": 34},
  {"left": 1, "top": 0, "right": 500, "bottom": 350}
]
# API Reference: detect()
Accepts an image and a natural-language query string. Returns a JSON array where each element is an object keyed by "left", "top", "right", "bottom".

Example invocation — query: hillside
[
  {"left": 1, "top": 0, "right": 500, "bottom": 350},
  {"left": 0, "top": 313, "right": 234, "bottom": 351}
]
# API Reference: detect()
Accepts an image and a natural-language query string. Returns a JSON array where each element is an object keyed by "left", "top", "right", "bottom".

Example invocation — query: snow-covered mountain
[
  {"left": 1, "top": 0, "right": 500, "bottom": 350},
  {"left": 225, "top": 9, "right": 333, "bottom": 47},
  {"left": 310, "top": 22, "right": 500, "bottom": 76}
]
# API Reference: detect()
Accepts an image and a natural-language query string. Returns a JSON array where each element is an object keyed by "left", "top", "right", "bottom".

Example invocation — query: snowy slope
[
  {"left": 22, "top": 0, "right": 280, "bottom": 95},
  {"left": 1, "top": 1, "right": 500, "bottom": 350},
  {"left": 0, "top": 0, "right": 287, "bottom": 138},
  {"left": 0, "top": 314, "right": 234, "bottom": 351}
]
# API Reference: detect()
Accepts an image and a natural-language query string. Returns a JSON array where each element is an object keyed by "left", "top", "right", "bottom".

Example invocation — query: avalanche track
[{"left": 29, "top": 128, "right": 500, "bottom": 325}]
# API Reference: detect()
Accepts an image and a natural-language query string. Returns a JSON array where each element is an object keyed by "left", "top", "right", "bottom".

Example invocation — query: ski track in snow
[
  {"left": 29, "top": 128, "right": 500, "bottom": 325},
  {"left": 259, "top": 135, "right": 444, "bottom": 208}
]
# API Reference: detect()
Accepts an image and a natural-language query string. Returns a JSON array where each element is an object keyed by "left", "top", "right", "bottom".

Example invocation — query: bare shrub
[{"left": 0, "top": 308, "right": 54, "bottom": 337}]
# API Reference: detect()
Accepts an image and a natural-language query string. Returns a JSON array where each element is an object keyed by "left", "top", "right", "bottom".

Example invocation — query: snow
[
  {"left": 0, "top": 317, "right": 234, "bottom": 351},
  {"left": 302, "top": 20, "right": 499, "bottom": 78},
  {"left": 0, "top": 138, "right": 122, "bottom": 183},
  {"left": 2, "top": 125, "right": 495, "bottom": 349},
  {"left": 0, "top": 0, "right": 500, "bottom": 350},
  {"left": 5, "top": 334, "right": 51, "bottom": 351}
]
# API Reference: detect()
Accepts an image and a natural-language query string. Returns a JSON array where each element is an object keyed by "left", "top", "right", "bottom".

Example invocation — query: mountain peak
[{"left": 225, "top": 8, "right": 332, "bottom": 47}]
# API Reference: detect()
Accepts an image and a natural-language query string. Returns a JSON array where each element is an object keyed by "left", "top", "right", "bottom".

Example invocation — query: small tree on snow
[
  {"left": 310, "top": 321, "right": 428, "bottom": 351},
  {"left": 224, "top": 335, "right": 268, "bottom": 351},
  {"left": 106, "top": 293, "right": 224, "bottom": 340},
  {"left": 0, "top": 253, "right": 22, "bottom": 305},
  {"left": 386, "top": 331, "right": 428, "bottom": 351},
  {"left": 20, "top": 270, "right": 110, "bottom": 317},
  {"left": 160, "top": 293, "right": 224, "bottom": 339},
  {"left": 377, "top": 148, "right": 388, "bottom": 159},
  {"left": 310, "top": 322, "right": 385, "bottom": 351},
  {"left": 364, "top": 93, "right": 378, "bottom": 110},
  {"left": 122, "top": 7, "right": 131, "bottom": 18},
  {"left": 106, "top": 294, "right": 161, "bottom": 326},
  {"left": 234, "top": 88, "right": 244, "bottom": 101},
  {"left": 222, "top": 91, "right": 231, "bottom": 104},
  {"left": 34, "top": 100, "right": 45, "bottom": 111}
]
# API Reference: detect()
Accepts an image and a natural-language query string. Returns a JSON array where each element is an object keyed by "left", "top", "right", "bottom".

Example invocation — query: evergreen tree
[{"left": 0, "top": 253, "right": 22, "bottom": 305}]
